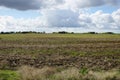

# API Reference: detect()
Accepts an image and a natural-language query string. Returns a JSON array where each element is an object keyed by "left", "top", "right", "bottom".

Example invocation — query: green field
[
  {"left": 0, "top": 33, "right": 120, "bottom": 55},
  {"left": 0, "top": 33, "right": 120, "bottom": 80}
]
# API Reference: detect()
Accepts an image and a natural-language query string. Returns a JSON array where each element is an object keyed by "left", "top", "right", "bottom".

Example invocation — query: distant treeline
[
  {"left": 0, "top": 31, "right": 46, "bottom": 34},
  {"left": 83, "top": 32, "right": 115, "bottom": 34},
  {"left": 0, "top": 31, "right": 115, "bottom": 34},
  {"left": 53, "top": 31, "right": 115, "bottom": 34}
]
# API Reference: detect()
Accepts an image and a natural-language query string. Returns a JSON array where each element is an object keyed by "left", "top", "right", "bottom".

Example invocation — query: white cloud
[
  {"left": 0, "top": 9, "right": 120, "bottom": 32},
  {"left": 112, "top": 9, "right": 120, "bottom": 27},
  {"left": 0, "top": 16, "right": 45, "bottom": 31},
  {"left": 90, "top": 11, "right": 114, "bottom": 29}
]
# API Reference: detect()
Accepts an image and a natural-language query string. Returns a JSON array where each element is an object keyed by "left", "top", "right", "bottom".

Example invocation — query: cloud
[
  {"left": 0, "top": 0, "right": 120, "bottom": 33},
  {"left": 0, "top": 9, "right": 120, "bottom": 32},
  {"left": 0, "top": 0, "right": 119, "bottom": 10},
  {"left": 112, "top": 9, "right": 120, "bottom": 27},
  {"left": 41, "top": 9, "right": 80, "bottom": 27},
  {"left": 65, "top": 0, "right": 120, "bottom": 8},
  {"left": 90, "top": 11, "right": 115, "bottom": 29},
  {"left": 78, "top": 9, "right": 120, "bottom": 29},
  {"left": 0, "top": 0, "right": 64, "bottom": 10},
  {"left": 0, "top": 16, "right": 45, "bottom": 31},
  {"left": 0, "top": 0, "right": 41, "bottom": 10}
]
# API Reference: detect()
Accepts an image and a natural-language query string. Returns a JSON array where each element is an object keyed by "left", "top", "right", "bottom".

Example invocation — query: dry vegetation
[
  {"left": 0, "top": 33, "right": 120, "bottom": 80},
  {"left": 18, "top": 65, "right": 120, "bottom": 80}
]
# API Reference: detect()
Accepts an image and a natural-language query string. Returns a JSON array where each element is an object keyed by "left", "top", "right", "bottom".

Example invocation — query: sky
[{"left": 0, "top": 0, "right": 120, "bottom": 33}]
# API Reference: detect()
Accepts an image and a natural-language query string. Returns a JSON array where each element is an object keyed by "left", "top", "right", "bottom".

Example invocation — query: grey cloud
[
  {"left": 43, "top": 9, "right": 80, "bottom": 27},
  {"left": 0, "top": 0, "right": 64, "bottom": 10},
  {"left": 0, "top": 0, "right": 42, "bottom": 10},
  {"left": 68, "top": 0, "right": 120, "bottom": 9},
  {"left": 0, "top": 0, "right": 119, "bottom": 10},
  {"left": 76, "top": 0, "right": 105, "bottom": 8}
]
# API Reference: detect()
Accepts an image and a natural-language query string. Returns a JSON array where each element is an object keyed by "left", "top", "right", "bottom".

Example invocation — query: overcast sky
[{"left": 0, "top": 0, "right": 120, "bottom": 33}]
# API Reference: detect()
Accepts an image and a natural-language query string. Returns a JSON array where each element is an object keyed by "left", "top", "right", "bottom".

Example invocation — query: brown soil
[{"left": 0, "top": 53, "right": 120, "bottom": 70}]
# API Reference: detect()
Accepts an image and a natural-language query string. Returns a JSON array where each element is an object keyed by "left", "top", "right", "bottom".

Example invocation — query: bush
[
  {"left": 58, "top": 31, "right": 68, "bottom": 34},
  {"left": 104, "top": 32, "right": 114, "bottom": 34},
  {"left": 88, "top": 32, "right": 97, "bottom": 34}
]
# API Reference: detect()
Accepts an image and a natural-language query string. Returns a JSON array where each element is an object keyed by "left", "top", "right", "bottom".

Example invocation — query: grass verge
[{"left": 0, "top": 70, "right": 20, "bottom": 80}]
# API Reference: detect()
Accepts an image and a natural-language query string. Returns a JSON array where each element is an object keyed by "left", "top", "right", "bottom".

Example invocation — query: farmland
[{"left": 0, "top": 33, "right": 120, "bottom": 80}]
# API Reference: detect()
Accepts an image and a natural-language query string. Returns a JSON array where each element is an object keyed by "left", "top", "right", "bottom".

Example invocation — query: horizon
[{"left": 0, "top": 31, "right": 119, "bottom": 34}]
